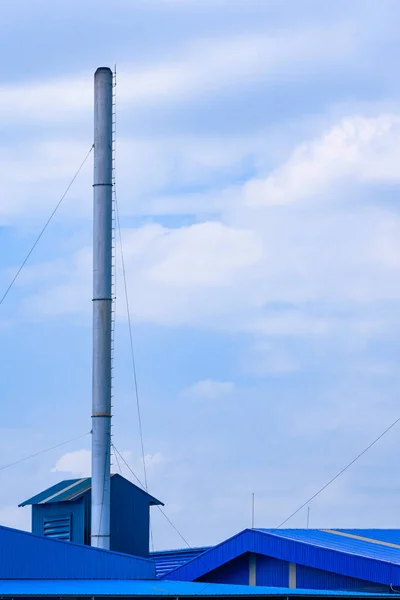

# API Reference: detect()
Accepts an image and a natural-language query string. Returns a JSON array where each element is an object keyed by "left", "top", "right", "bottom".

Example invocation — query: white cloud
[
  {"left": 0, "top": 131, "right": 268, "bottom": 225},
  {"left": 0, "top": 139, "right": 92, "bottom": 225},
  {"left": 52, "top": 449, "right": 91, "bottom": 477},
  {"left": 0, "top": 25, "right": 360, "bottom": 124},
  {"left": 145, "top": 222, "right": 263, "bottom": 286},
  {"left": 242, "top": 114, "right": 400, "bottom": 208},
  {"left": 3, "top": 111, "right": 399, "bottom": 232},
  {"left": 4, "top": 1, "right": 400, "bottom": 552},
  {"left": 0, "top": 72, "right": 92, "bottom": 122},
  {"left": 9, "top": 112, "right": 400, "bottom": 345},
  {"left": 20, "top": 204, "right": 400, "bottom": 334},
  {"left": 182, "top": 380, "right": 235, "bottom": 400},
  {"left": 51, "top": 448, "right": 165, "bottom": 483},
  {"left": 21, "top": 221, "right": 264, "bottom": 324}
]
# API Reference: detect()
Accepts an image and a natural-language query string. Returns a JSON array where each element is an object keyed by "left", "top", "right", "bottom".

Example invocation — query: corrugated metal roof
[
  {"left": 335, "top": 530, "right": 400, "bottom": 546},
  {"left": 0, "top": 579, "right": 396, "bottom": 597},
  {"left": 19, "top": 473, "right": 162, "bottom": 507},
  {"left": 258, "top": 530, "right": 400, "bottom": 564},
  {"left": 162, "top": 529, "right": 400, "bottom": 586},
  {"left": 0, "top": 523, "right": 155, "bottom": 580},
  {"left": 151, "top": 548, "right": 211, "bottom": 577}
]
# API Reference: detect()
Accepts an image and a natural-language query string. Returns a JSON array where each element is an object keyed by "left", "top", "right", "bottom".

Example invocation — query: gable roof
[
  {"left": 161, "top": 528, "right": 400, "bottom": 586},
  {"left": 151, "top": 547, "right": 211, "bottom": 578},
  {"left": 19, "top": 473, "right": 162, "bottom": 507},
  {"left": 0, "top": 523, "right": 154, "bottom": 579}
]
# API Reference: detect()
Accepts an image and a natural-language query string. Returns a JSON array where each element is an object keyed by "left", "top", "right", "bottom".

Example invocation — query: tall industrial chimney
[{"left": 91, "top": 67, "right": 113, "bottom": 550}]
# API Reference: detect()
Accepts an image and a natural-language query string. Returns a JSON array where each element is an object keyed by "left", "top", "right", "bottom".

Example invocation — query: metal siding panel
[
  {"left": 35, "top": 501, "right": 86, "bottom": 545},
  {"left": 337, "top": 530, "right": 400, "bottom": 546},
  {"left": 163, "top": 530, "right": 252, "bottom": 581},
  {"left": 20, "top": 474, "right": 162, "bottom": 507},
  {"left": 258, "top": 530, "right": 400, "bottom": 565},
  {"left": 297, "top": 565, "right": 389, "bottom": 592},
  {"left": 163, "top": 529, "right": 400, "bottom": 586},
  {"left": 255, "top": 531, "right": 396, "bottom": 585},
  {"left": 0, "top": 579, "right": 396, "bottom": 597},
  {"left": 43, "top": 515, "right": 72, "bottom": 541},
  {"left": 196, "top": 554, "right": 250, "bottom": 585},
  {"left": 110, "top": 474, "right": 149, "bottom": 557},
  {"left": 256, "top": 555, "right": 288, "bottom": 587},
  {"left": 32, "top": 505, "right": 41, "bottom": 536},
  {"left": 84, "top": 491, "right": 92, "bottom": 545},
  {"left": 151, "top": 548, "right": 211, "bottom": 578},
  {"left": 58, "top": 481, "right": 91, "bottom": 502},
  {"left": 20, "top": 480, "right": 80, "bottom": 506},
  {"left": 0, "top": 524, "right": 155, "bottom": 580}
]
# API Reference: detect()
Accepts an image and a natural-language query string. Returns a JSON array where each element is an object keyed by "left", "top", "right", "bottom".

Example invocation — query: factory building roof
[
  {"left": 0, "top": 579, "right": 397, "bottom": 598},
  {"left": 19, "top": 473, "right": 162, "bottom": 506},
  {"left": 0, "top": 523, "right": 155, "bottom": 579},
  {"left": 151, "top": 547, "right": 211, "bottom": 578},
  {"left": 162, "top": 528, "right": 400, "bottom": 586}
]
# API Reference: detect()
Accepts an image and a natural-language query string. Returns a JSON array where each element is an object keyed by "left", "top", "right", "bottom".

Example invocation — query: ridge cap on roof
[{"left": 19, "top": 473, "right": 163, "bottom": 507}]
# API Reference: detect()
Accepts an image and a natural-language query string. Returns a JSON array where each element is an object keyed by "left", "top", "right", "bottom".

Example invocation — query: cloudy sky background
[{"left": 1, "top": 0, "right": 400, "bottom": 549}]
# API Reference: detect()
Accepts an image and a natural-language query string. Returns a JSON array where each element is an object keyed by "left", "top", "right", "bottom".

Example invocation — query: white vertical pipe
[{"left": 91, "top": 67, "right": 113, "bottom": 550}]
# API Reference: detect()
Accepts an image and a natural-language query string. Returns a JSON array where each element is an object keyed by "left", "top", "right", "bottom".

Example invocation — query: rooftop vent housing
[{"left": 19, "top": 473, "right": 163, "bottom": 557}]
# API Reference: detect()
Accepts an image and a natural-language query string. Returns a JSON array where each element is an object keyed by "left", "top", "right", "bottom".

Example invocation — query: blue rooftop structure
[
  {"left": 151, "top": 547, "right": 211, "bottom": 578},
  {"left": 0, "top": 580, "right": 397, "bottom": 598},
  {"left": 161, "top": 529, "right": 400, "bottom": 591},
  {"left": 1, "top": 522, "right": 397, "bottom": 600},
  {"left": 19, "top": 473, "right": 162, "bottom": 557},
  {"left": 20, "top": 473, "right": 161, "bottom": 508},
  {"left": 0, "top": 522, "right": 155, "bottom": 579}
]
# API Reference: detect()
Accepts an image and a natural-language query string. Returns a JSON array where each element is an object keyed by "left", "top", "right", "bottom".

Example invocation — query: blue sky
[{"left": 1, "top": 0, "right": 400, "bottom": 550}]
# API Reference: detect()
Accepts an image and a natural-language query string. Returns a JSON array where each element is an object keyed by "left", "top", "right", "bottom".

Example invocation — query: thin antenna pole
[
  {"left": 307, "top": 506, "right": 310, "bottom": 529},
  {"left": 91, "top": 67, "right": 113, "bottom": 550},
  {"left": 252, "top": 493, "right": 255, "bottom": 529}
]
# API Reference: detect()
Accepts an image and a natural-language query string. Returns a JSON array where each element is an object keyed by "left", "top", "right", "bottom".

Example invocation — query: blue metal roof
[
  {"left": 151, "top": 547, "right": 211, "bottom": 577},
  {"left": 0, "top": 579, "right": 396, "bottom": 597},
  {"left": 162, "top": 529, "right": 400, "bottom": 586},
  {"left": 257, "top": 529, "right": 400, "bottom": 564},
  {"left": 0, "top": 523, "right": 155, "bottom": 579},
  {"left": 19, "top": 473, "right": 162, "bottom": 506},
  {"left": 333, "top": 530, "right": 400, "bottom": 546}
]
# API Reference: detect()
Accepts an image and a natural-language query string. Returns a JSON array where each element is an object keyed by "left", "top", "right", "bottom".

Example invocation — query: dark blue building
[
  {"left": 158, "top": 528, "right": 400, "bottom": 592},
  {"left": 19, "top": 473, "right": 162, "bottom": 558},
  {"left": 0, "top": 522, "right": 155, "bottom": 580},
  {"left": 19, "top": 477, "right": 400, "bottom": 595},
  {"left": 0, "top": 522, "right": 397, "bottom": 600}
]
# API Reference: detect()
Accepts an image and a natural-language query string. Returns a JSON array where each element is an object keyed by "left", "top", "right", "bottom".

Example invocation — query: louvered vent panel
[{"left": 43, "top": 515, "right": 71, "bottom": 541}]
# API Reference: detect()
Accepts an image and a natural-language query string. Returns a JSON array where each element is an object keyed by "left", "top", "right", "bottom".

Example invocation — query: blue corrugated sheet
[
  {"left": 258, "top": 529, "right": 400, "bottom": 564},
  {"left": 197, "top": 555, "right": 251, "bottom": 586},
  {"left": 32, "top": 496, "right": 88, "bottom": 544},
  {"left": 162, "top": 529, "right": 400, "bottom": 587},
  {"left": 334, "top": 530, "right": 400, "bottom": 546},
  {"left": 0, "top": 579, "right": 397, "bottom": 597},
  {"left": 151, "top": 548, "right": 211, "bottom": 577},
  {"left": 0, "top": 523, "right": 155, "bottom": 579},
  {"left": 19, "top": 473, "right": 162, "bottom": 506},
  {"left": 112, "top": 474, "right": 159, "bottom": 557},
  {"left": 256, "top": 556, "right": 288, "bottom": 587},
  {"left": 21, "top": 473, "right": 163, "bottom": 558},
  {"left": 296, "top": 565, "right": 387, "bottom": 592}
]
